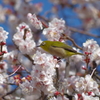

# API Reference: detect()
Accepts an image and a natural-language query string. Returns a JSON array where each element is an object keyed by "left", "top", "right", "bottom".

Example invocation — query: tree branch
[
  {"left": 38, "top": 15, "right": 100, "bottom": 38},
  {"left": 68, "top": 26, "right": 100, "bottom": 38},
  {"left": 1, "top": 86, "right": 19, "bottom": 99},
  {"left": 61, "top": 34, "right": 83, "bottom": 50}
]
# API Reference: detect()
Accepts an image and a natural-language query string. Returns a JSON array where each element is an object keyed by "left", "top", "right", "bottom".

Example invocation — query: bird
[{"left": 38, "top": 41, "right": 83, "bottom": 58}]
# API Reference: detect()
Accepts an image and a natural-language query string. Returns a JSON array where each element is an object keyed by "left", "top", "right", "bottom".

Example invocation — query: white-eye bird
[{"left": 38, "top": 41, "right": 83, "bottom": 58}]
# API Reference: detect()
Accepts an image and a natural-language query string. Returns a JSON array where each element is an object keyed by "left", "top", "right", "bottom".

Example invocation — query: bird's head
[{"left": 37, "top": 41, "right": 51, "bottom": 51}]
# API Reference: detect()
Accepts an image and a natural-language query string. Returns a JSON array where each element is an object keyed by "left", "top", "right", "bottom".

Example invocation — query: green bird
[{"left": 38, "top": 41, "right": 83, "bottom": 58}]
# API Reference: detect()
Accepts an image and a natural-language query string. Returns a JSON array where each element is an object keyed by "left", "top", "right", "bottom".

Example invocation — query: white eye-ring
[{"left": 41, "top": 42, "right": 46, "bottom": 46}]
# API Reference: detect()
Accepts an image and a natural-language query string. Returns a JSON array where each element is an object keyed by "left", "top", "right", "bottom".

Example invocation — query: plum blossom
[
  {"left": 3, "top": 50, "right": 22, "bottom": 65},
  {"left": 0, "top": 61, "right": 8, "bottom": 72},
  {"left": 33, "top": 50, "right": 47, "bottom": 65},
  {"left": 42, "top": 18, "right": 66, "bottom": 41},
  {"left": 75, "top": 75, "right": 100, "bottom": 95},
  {"left": 16, "top": 1, "right": 42, "bottom": 16},
  {"left": 16, "top": 22, "right": 31, "bottom": 33},
  {"left": 19, "top": 61, "right": 56, "bottom": 98},
  {"left": 49, "top": 18, "right": 65, "bottom": 33},
  {"left": 33, "top": 50, "right": 58, "bottom": 68},
  {"left": 0, "top": 27, "right": 9, "bottom": 42},
  {"left": 0, "top": 74, "right": 7, "bottom": 84},
  {"left": 64, "top": 74, "right": 100, "bottom": 96},
  {"left": 82, "top": 93, "right": 99, "bottom": 100},
  {"left": 69, "top": 55, "right": 85, "bottom": 76},
  {"left": 43, "top": 28, "right": 61, "bottom": 41},
  {"left": 18, "top": 40, "right": 36, "bottom": 54},
  {"left": 13, "top": 33, "right": 25, "bottom": 45},
  {"left": 13, "top": 22, "right": 33, "bottom": 45},
  {"left": 31, "top": 67, "right": 56, "bottom": 95},
  {"left": 83, "top": 39, "right": 99, "bottom": 54},
  {"left": 32, "top": 51, "right": 57, "bottom": 76},
  {"left": 19, "top": 80, "right": 33, "bottom": 95},
  {"left": 64, "top": 75, "right": 80, "bottom": 95},
  {"left": 83, "top": 39, "right": 100, "bottom": 65},
  {"left": 31, "top": 51, "right": 56, "bottom": 95},
  {"left": 74, "top": 93, "right": 99, "bottom": 100},
  {"left": 1, "top": 1, "right": 100, "bottom": 99},
  {"left": 74, "top": 75, "right": 99, "bottom": 95},
  {"left": 7, "top": 1, "right": 43, "bottom": 32},
  {"left": 90, "top": 48, "right": 100, "bottom": 62},
  {"left": 13, "top": 23, "right": 36, "bottom": 54},
  {"left": 27, "top": 13, "right": 43, "bottom": 29}
]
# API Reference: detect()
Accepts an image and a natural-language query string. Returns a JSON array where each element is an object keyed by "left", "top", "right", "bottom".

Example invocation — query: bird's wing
[{"left": 51, "top": 42, "right": 77, "bottom": 53}]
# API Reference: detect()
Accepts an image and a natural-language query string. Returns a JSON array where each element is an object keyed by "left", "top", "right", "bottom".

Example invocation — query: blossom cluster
[
  {"left": 13, "top": 22, "right": 36, "bottom": 55},
  {"left": 0, "top": 1, "right": 100, "bottom": 99},
  {"left": 43, "top": 18, "right": 66, "bottom": 41},
  {"left": 0, "top": 12, "right": 100, "bottom": 100},
  {"left": 64, "top": 75, "right": 100, "bottom": 97}
]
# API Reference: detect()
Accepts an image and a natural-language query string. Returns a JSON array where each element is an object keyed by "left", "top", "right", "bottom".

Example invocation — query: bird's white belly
[{"left": 49, "top": 46, "right": 67, "bottom": 58}]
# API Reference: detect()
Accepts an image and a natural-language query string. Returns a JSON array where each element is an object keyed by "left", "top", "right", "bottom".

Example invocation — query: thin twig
[
  {"left": 37, "top": 15, "right": 100, "bottom": 38},
  {"left": 66, "top": 36, "right": 83, "bottom": 50},
  {"left": 55, "top": 67, "right": 59, "bottom": 89},
  {"left": 4, "top": 82, "right": 15, "bottom": 85},
  {"left": 90, "top": 68, "right": 96, "bottom": 78},
  {"left": 68, "top": 26, "right": 100, "bottom": 38},
  {"left": 65, "top": 57, "right": 70, "bottom": 78},
  {"left": 8, "top": 65, "right": 21, "bottom": 77},
  {"left": 1, "top": 86, "right": 19, "bottom": 99},
  {"left": 94, "top": 72, "right": 100, "bottom": 80},
  {"left": 24, "top": 54, "right": 35, "bottom": 65},
  {"left": 22, "top": 66, "right": 31, "bottom": 74},
  {"left": 62, "top": 34, "right": 83, "bottom": 50}
]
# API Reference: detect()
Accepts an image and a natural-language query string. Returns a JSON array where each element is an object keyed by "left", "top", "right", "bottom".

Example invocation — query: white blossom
[
  {"left": 74, "top": 93, "right": 99, "bottom": 100},
  {"left": 16, "top": 1, "right": 42, "bottom": 15},
  {"left": 49, "top": 18, "right": 65, "bottom": 33},
  {"left": 64, "top": 74, "right": 100, "bottom": 96},
  {"left": 18, "top": 40, "right": 36, "bottom": 54},
  {"left": 33, "top": 51, "right": 47, "bottom": 65},
  {"left": 75, "top": 75, "right": 100, "bottom": 95},
  {"left": 64, "top": 75, "right": 80, "bottom": 95},
  {"left": 83, "top": 39, "right": 99, "bottom": 53},
  {"left": 43, "top": 28, "right": 61, "bottom": 41},
  {"left": 0, "top": 61, "right": 8, "bottom": 72},
  {"left": 82, "top": 93, "right": 99, "bottom": 100},
  {"left": 27, "top": 13, "right": 43, "bottom": 29},
  {"left": 17, "top": 22, "right": 31, "bottom": 33},
  {"left": 19, "top": 80, "right": 33, "bottom": 95},
  {"left": 42, "top": 18, "right": 66, "bottom": 41},
  {"left": 13, "top": 22, "right": 33, "bottom": 45},
  {"left": 3, "top": 50, "right": 22, "bottom": 65},
  {"left": 91, "top": 48, "right": 100, "bottom": 61},
  {"left": 13, "top": 33, "right": 24, "bottom": 45},
  {"left": 31, "top": 51, "right": 56, "bottom": 95},
  {"left": 13, "top": 23, "right": 36, "bottom": 54},
  {"left": 0, "top": 74, "right": 6, "bottom": 84},
  {"left": 0, "top": 27, "right": 9, "bottom": 42}
]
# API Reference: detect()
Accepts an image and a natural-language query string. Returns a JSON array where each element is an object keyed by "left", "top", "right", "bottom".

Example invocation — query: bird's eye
[{"left": 41, "top": 42, "right": 45, "bottom": 46}]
